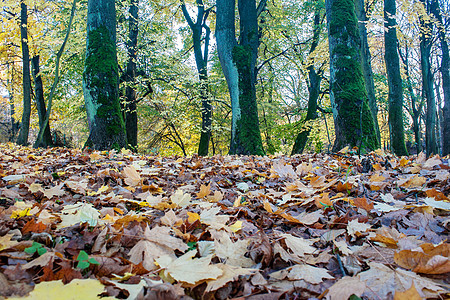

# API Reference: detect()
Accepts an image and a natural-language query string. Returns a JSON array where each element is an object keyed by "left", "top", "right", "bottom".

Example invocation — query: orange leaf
[
  {"left": 394, "top": 283, "right": 421, "bottom": 300},
  {"left": 336, "top": 181, "right": 352, "bottom": 192},
  {"left": 310, "top": 176, "right": 326, "bottom": 188},
  {"left": 353, "top": 197, "right": 374, "bottom": 211},
  {"left": 394, "top": 247, "right": 450, "bottom": 274},
  {"left": 22, "top": 219, "right": 47, "bottom": 235},
  {"left": 196, "top": 183, "right": 211, "bottom": 199},
  {"left": 425, "top": 189, "right": 449, "bottom": 201},
  {"left": 370, "top": 234, "right": 398, "bottom": 248},
  {"left": 314, "top": 193, "right": 332, "bottom": 208}
]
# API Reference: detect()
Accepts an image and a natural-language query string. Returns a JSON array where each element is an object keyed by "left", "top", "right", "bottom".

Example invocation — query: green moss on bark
[
  {"left": 231, "top": 45, "right": 264, "bottom": 156},
  {"left": 328, "top": 0, "right": 379, "bottom": 152},
  {"left": 83, "top": 25, "right": 126, "bottom": 149}
]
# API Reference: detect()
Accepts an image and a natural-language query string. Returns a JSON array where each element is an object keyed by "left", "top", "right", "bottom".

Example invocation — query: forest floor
[{"left": 0, "top": 143, "right": 449, "bottom": 300}]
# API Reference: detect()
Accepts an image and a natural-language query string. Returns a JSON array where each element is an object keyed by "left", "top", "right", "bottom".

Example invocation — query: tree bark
[
  {"left": 83, "top": 0, "right": 127, "bottom": 150},
  {"left": 399, "top": 44, "right": 423, "bottom": 153},
  {"left": 384, "top": 0, "right": 408, "bottom": 156},
  {"left": 16, "top": 1, "right": 32, "bottom": 146},
  {"left": 216, "top": 0, "right": 264, "bottom": 155},
  {"left": 123, "top": 0, "right": 139, "bottom": 150},
  {"left": 355, "top": 0, "right": 381, "bottom": 145},
  {"left": 31, "top": 56, "right": 53, "bottom": 147},
  {"left": 419, "top": 0, "right": 438, "bottom": 155},
  {"left": 325, "top": 0, "right": 380, "bottom": 152},
  {"left": 292, "top": 4, "right": 323, "bottom": 154},
  {"left": 430, "top": 0, "right": 450, "bottom": 155},
  {"left": 181, "top": 0, "right": 212, "bottom": 156}
]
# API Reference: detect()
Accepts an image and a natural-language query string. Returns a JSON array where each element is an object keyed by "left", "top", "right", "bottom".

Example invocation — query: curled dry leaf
[{"left": 394, "top": 243, "right": 450, "bottom": 274}]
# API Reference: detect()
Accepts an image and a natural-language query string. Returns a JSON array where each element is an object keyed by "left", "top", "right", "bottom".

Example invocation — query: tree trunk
[
  {"left": 384, "top": 0, "right": 408, "bottom": 156},
  {"left": 419, "top": 0, "right": 438, "bottom": 155},
  {"left": 292, "top": 4, "right": 323, "bottom": 155},
  {"left": 124, "top": 0, "right": 139, "bottom": 150},
  {"left": 83, "top": 0, "right": 127, "bottom": 150},
  {"left": 34, "top": 0, "right": 76, "bottom": 149},
  {"left": 16, "top": 1, "right": 32, "bottom": 146},
  {"left": 216, "top": 0, "right": 264, "bottom": 155},
  {"left": 31, "top": 56, "right": 53, "bottom": 147},
  {"left": 430, "top": 0, "right": 450, "bottom": 155},
  {"left": 355, "top": 0, "right": 381, "bottom": 145},
  {"left": 325, "top": 0, "right": 379, "bottom": 152},
  {"left": 181, "top": 0, "right": 212, "bottom": 156},
  {"left": 216, "top": 0, "right": 239, "bottom": 150},
  {"left": 400, "top": 44, "right": 423, "bottom": 153}
]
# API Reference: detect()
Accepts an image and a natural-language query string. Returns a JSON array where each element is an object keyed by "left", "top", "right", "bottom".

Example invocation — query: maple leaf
[
  {"left": 7, "top": 279, "right": 114, "bottom": 300},
  {"left": 214, "top": 231, "right": 254, "bottom": 267},
  {"left": 423, "top": 197, "right": 450, "bottom": 211},
  {"left": 155, "top": 250, "right": 223, "bottom": 285},
  {"left": 394, "top": 283, "right": 422, "bottom": 300},
  {"left": 200, "top": 206, "right": 230, "bottom": 229},
  {"left": 43, "top": 183, "right": 65, "bottom": 199},
  {"left": 0, "top": 234, "right": 18, "bottom": 251},
  {"left": 394, "top": 243, "right": 450, "bottom": 274},
  {"left": 270, "top": 264, "right": 334, "bottom": 284},
  {"left": 281, "top": 233, "right": 317, "bottom": 259},
  {"left": 170, "top": 189, "right": 191, "bottom": 208},
  {"left": 205, "top": 264, "right": 255, "bottom": 292},
  {"left": 326, "top": 276, "right": 366, "bottom": 300},
  {"left": 128, "top": 226, "right": 187, "bottom": 270},
  {"left": 347, "top": 219, "right": 371, "bottom": 238},
  {"left": 357, "top": 262, "right": 446, "bottom": 299},
  {"left": 123, "top": 165, "right": 141, "bottom": 186},
  {"left": 196, "top": 183, "right": 211, "bottom": 199},
  {"left": 270, "top": 160, "right": 297, "bottom": 179}
]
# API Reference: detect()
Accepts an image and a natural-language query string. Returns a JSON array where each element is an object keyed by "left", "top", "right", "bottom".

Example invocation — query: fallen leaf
[
  {"left": 326, "top": 276, "right": 366, "bottom": 300},
  {"left": 205, "top": 264, "right": 255, "bottom": 292},
  {"left": 155, "top": 250, "right": 223, "bottom": 285},
  {"left": 123, "top": 165, "right": 141, "bottom": 186},
  {"left": 394, "top": 283, "right": 421, "bottom": 300},
  {"left": 7, "top": 279, "right": 114, "bottom": 300}
]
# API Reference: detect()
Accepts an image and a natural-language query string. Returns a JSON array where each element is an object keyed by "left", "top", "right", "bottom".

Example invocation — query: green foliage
[
  {"left": 24, "top": 242, "right": 47, "bottom": 256},
  {"left": 76, "top": 250, "right": 99, "bottom": 269}
]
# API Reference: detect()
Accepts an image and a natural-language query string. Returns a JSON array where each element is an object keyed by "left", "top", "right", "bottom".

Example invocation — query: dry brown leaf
[
  {"left": 155, "top": 250, "right": 222, "bottom": 285},
  {"left": 394, "top": 283, "right": 422, "bottom": 300},
  {"left": 205, "top": 264, "right": 255, "bottom": 292},
  {"left": 196, "top": 183, "right": 211, "bottom": 199},
  {"left": 394, "top": 243, "right": 450, "bottom": 274},
  {"left": 326, "top": 276, "right": 365, "bottom": 300},
  {"left": 123, "top": 165, "right": 141, "bottom": 186}
]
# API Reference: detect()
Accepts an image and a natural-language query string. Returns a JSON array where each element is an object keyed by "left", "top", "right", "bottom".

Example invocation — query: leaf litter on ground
[{"left": 0, "top": 143, "right": 449, "bottom": 299}]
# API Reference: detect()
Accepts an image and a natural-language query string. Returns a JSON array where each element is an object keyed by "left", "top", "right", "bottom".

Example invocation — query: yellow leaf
[
  {"left": 196, "top": 183, "right": 211, "bottom": 199},
  {"left": 7, "top": 279, "right": 114, "bottom": 300},
  {"left": 0, "top": 234, "right": 18, "bottom": 251},
  {"left": 187, "top": 211, "right": 200, "bottom": 223},
  {"left": 229, "top": 220, "right": 243, "bottom": 233},
  {"left": 155, "top": 250, "right": 222, "bottom": 285}
]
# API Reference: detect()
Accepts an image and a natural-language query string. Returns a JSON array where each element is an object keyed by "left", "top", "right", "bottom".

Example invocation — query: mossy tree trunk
[
  {"left": 292, "top": 4, "right": 323, "bottom": 155},
  {"left": 325, "top": 0, "right": 380, "bottom": 152},
  {"left": 216, "top": 0, "right": 264, "bottom": 156},
  {"left": 419, "top": 0, "right": 438, "bottom": 155},
  {"left": 384, "top": 0, "right": 408, "bottom": 156},
  {"left": 181, "top": 0, "right": 213, "bottom": 156},
  {"left": 355, "top": 0, "right": 381, "bottom": 145},
  {"left": 431, "top": 0, "right": 450, "bottom": 155},
  {"left": 83, "top": 0, "right": 127, "bottom": 150},
  {"left": 123, "top": 0, "right": 139, "bottom": 150},
  {"left": 17, "top": 1, "right": 32, "bottom": 146},
  {"left": 31, "top": 56, "right": 53, "bottom": 147}
]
